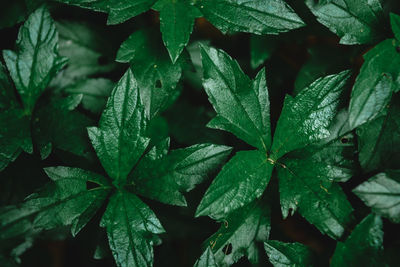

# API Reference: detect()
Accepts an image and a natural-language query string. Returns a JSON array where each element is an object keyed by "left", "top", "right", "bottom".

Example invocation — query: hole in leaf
[
  {"left": 86, "top": 181, "right": 99, "bottom": 190},
  {"left": 340, "top": 137, "right": 349, "bottom": 144},
  {"left": 396, "top": 46, "right": 400, "bottom": 53},
  {"left": 155, "top": 80, "right": 162, "bottom": 88},
  {"left": 222, "top": 243, "right": 232, "bottom": 255},
  {"left": 98, "top": 56, "right": 109, "bottom": 65}
]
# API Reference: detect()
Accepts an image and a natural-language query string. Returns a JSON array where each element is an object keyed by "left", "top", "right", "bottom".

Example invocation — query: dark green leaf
[
  {"left": 353, "top": 170, "right": 400, "bottom": 223},
  {"left": 331, "top": 214, "right": 383, "bottom": 267},
  {"left": 271, "top": 70, "right": 351, "bottom": 160},
  {"left": 294, "top": 46, "right": 359, "bottom": 94},
  {"left": 3, "top": 6, "right": 67, "bottom": 113},
  {"left": 306, "top": 0, "right": 385, "bottom": 44},
  {"left": 201, "top": 45, "right": 271, "bottom": 151},
  {"left": 116, "top": 29, "right": 185, "bottom": 119},
  {"left": 132, "top": 142, "right": 232, "bottom": 206},
  {"left": 0, "top": 62, "right": 17, "bottom": 110},
  {"left": 88, "top": 69, "right": 150, "bottom": 182},
  {"left": 100, "top": 190, "right": 164, "bottom": 267},
  {"left": 64, "top": 78, "right": 114, "bottom": 114},
  {"left": 0, "top": 109, "right": 32, "bottom": 171},
  {"left": 277, "top": 156, "right": 354, "bottom": 239},
  {"left": 196, "top": 150, "right": 273, "bottom": 219},
  {"left": 357, "top": 96, "right": 400, "bottom": 172},
  {"left": 154, "top": 0, "right": 200, "bottom": 63},
  {"left": 0, "top": 167, "right": 111, "bottom": 239},
  {"left": 197, "top": 0, "right": 305, "bottom": 35},
  {"left": 194, "top": 247, "right": 218, "bottom": 267},
  {"left": 250, "top": 35, "right": 278, "bottom": 69},
  {"left": 264, "top": 240, "right": 314, "bottom": 267},
  {"left": 52, "top": 20, "right": 118, "bottom": 89},
  {"left": 391, "top": 13, "right": 400, "bottom": 41},
  {"left": 204, "top": 201, "right": 270, "bottom": 266},
  {"left": 33, "top": 94, "right": 95, "bottom": 160},
  {"left": 0, "top": 0, "right": 44, "bottom": 29}
]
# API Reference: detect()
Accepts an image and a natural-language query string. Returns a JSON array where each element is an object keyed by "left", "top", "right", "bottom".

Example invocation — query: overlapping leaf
[
  {"left": 0, "top": 6, "right": 66, "bottom": 170},
  {"left": 306, "top": 0, "right": 385, "bottom": 44},
  {"left": 57, "top": 0, "right": 305, "bottom": 61},
  {"left": 353, "top": 170, "right": 400, "bottom": 223},
  {"left": 264, "top": 241, "right": 314, "bottom": 267},
  {"left": 331, "top": 214, "right": 384, "bottom": 267},
  {"left": 116, "top": 29, "right": 185, "bottom": 119}
]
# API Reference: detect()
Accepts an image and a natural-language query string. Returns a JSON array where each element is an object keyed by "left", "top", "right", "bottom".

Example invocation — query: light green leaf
[
  {"left": 196, "top": 150, "right": 273, "bottom": 219},
  {"left": 116, "top": 29, "right": 185, "bottom": 119},
  {"left": 88, "top": 70, "right": 150, "bottom": 183},
  {"left": 197, "top": 0, "right": 305, "bottom": 35},
  {"left": 331, "top": 214, "right": 383, "bottom": 267},
  {"left": 349, "top": 39, "right": 400, "bottom": 129},
  {"left": 3, "top": 6, "right": 67, "bottom": 113},
  {"left": 100, "top": 190, "right": 164, "bottom": 267},
  {"left": 306, "top": 0, "right": 384, "bottom": 44},
  {"left": 201, "top": 45, "right": 271, "bottom": 151},
  {"left": 271, "top": 70, "right": 351, "bottom": 160},
  {"left": 353, "top": 170, "right": 400, "bottom": 223},
  {"left": 264, "top": 240, "right": 314, "bottom": 267}
]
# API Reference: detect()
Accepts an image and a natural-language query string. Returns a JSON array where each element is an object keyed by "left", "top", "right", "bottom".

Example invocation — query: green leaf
[
  {"left": 154, "top": 0, "right": 199, "bottom": 63},
  {"left": 0, "top": 0, "right": 45, "bottom": 29},
  {"left": 250, "top": 35, "right": 278, "bottom": 69},
  {"left": 264, "top": 240, "right": 314, "bottom": 267},
  {"left": 271, "top": 70, "right": 351, "bottom": 160},
  {"left": 0, "top": 62, "right": 17, "bottom": 110},
  {"left": 357, "top": 96, "right": 400, "bottom": 172},
  {"left": 194, "top": 247, "right": 218, "bottom": 267},
  {"left": 0, "top": 109, "right": 32, "bottom": 171},
  {"left": 349, "top": 39, "right": 400, "bottom": 129},
  {"left": 88, "top": 70, "right": 150, "bottom": 183},
  {"left": 204, "top": 201, "right": 270, "bottom": 266},
  {"left": 64, "top": 78, "right": 114, "bottom": 114},
  {"left": 106, "top": 0, "right": 156, "bottom": 25},
  {"left": 201, "top": 45, "right": 271, "bottom": 151},
  {"left": 32, "top": 94, "right": 95, "bottom": 160},
  {"left": 100, "top": 190, "right": 165, "bottom": 267},
  {"left": 196, "top": 150, "right": 273, "bottom": 219},
  {"left": 331, "top": 214, "right": 383, "bottom": 267},
  {"left": 294, "top": 46, "right": 359, "bottom": 94},
  {"left": 390, "top": 13, "right": 400, "bottom": 41},
  {"left": 197, "top": 0, "right": 305, "bottom": 35},
  {"left": 132, "top": 142, "right": 231, "bottom": 206},
  {"left": 0, "top": 167, "right": 111, "bottom": 239},
  {"left": 306, "top": 0, "right": 385, "bottom": 44},
  {"left": 353, "top": 170, "right": 400, "bottom": 223},
  {"left": 116, "top": 29, "right": 185, "bottom": 119},
  {"left": 277, "top": 156, "right": 354, "bottom": 239},
  {"left": 3, "top": 6, "right": 67, "bottom": 113},
  {"left": 51, "top": 20, "right": 118, "bottom": 89}
]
